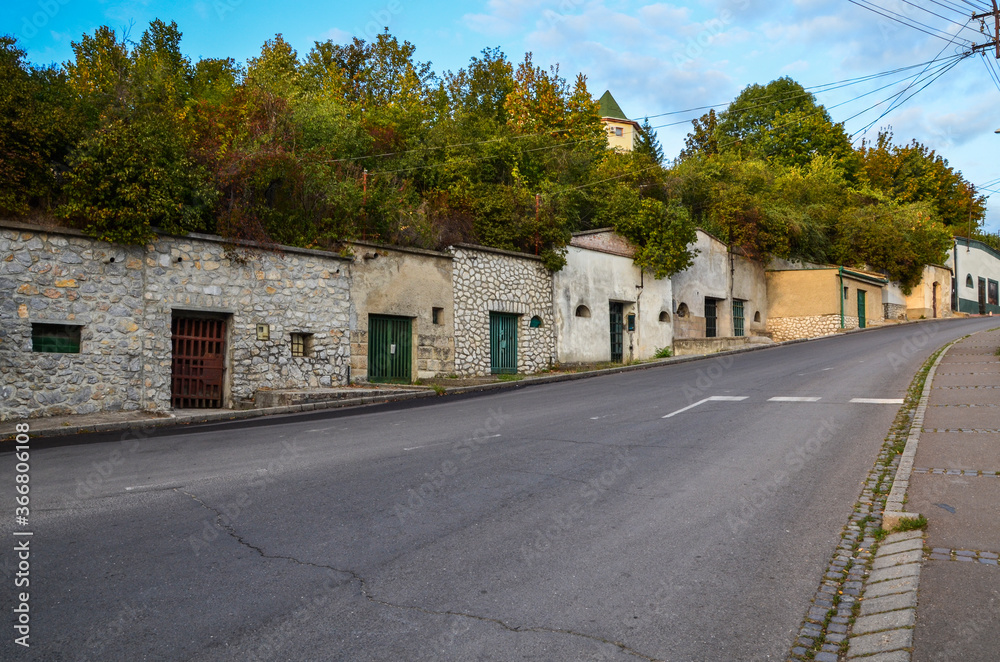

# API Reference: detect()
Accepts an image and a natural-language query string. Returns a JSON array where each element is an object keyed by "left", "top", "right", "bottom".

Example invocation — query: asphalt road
[{"left": 2, "top": 317, "right": 998, "bottom": 662}]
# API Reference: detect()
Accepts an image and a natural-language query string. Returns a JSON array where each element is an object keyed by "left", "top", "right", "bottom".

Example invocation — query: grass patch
[
  {"left": 654, "top": 346, "right": 673, "bottom": 359},
  {"left": 496, "top": 374, "right": 524, "bottom": 382},
  {"left": 872, "top": 528, "right": 888, "bottom": 542},
  {"left": 431, "top": 385, "right": 446, "bottom": 395},
  {"left": 892, "top": 515, "right": 928, "bottom": 533}
]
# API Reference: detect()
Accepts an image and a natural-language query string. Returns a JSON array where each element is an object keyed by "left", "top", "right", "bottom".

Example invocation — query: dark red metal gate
[{"left": 171, "top": 317, "right": 226, "bottom": 408}]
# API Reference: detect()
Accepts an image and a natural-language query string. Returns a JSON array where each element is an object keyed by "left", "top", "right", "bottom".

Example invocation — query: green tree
[
  {"left": 858, "top": 129, "right": 985, "bottom": 233},
  {"left": 635, "top": 117, "right": 665, "bottom": 164},
  {"left": 716, "top": 77, "right": 854, "bottom": 173}
]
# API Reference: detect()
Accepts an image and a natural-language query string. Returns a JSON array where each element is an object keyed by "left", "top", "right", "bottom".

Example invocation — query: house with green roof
[{"left": 597, "top": 90, "right": 641, "bottom": 152}]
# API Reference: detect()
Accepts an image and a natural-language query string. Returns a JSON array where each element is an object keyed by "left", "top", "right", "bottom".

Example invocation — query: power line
[
  {"left": 851, "top": 19, "right": 973, "bottom": 138},
  {"left": 846, "top": 0, "right": 976, "bottom": 46}
]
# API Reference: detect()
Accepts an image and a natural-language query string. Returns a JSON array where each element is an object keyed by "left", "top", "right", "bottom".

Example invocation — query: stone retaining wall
[
  {"left": 451, "top": 245, "right": 555, "bottom": 376},
  {"left": 1, "top": 222, "right": 350, "bottom": 420},
  {"left": 884, "top": 303, "right": 907, "bottom": 321},
  {"left": 767, "top": 314, "right": 844, "bottom": 342}
]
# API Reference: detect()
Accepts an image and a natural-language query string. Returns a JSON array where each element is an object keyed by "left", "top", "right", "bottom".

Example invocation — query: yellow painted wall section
[
  {"left": 603, "top": 119, "right": 636, "bottom": 152},
  {"left": 766, "top": 270, "right": 839, "bottom": 317}
]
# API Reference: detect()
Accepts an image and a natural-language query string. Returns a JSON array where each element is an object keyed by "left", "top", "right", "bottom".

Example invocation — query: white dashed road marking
[
  {"left": 768, "top": 396, "right": 822, "bottom": 402},
  {"left": 849, "top": 398, "right": 904, "bottom": 404}
]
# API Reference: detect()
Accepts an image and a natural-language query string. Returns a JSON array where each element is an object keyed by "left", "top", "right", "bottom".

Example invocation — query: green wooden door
[
  {"left": 609, "top": 302, "right": 624, "bottom": 363},
  {"left": 368, "top": 315, "right": 412, "bottom": 383},
  {"left": 490, "top": 312, "right": 518, "bottom": 375},
  {"left": 857, "top": 290, "right": 866, "bottom": 329}
]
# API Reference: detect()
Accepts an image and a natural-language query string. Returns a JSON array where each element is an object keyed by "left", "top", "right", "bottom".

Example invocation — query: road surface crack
[{"left": 176, "top": 487, "right": 663, "bottom": 661}]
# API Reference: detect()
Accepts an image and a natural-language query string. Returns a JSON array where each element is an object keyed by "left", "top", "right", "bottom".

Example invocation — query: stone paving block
[
  {"left": 854, "top": 651, "right": 911, "bottom": 662},
  {"left": 913, "top": 431, "right": 1000, "bottom": 471},
  {"left": 848, "top": 627, "right": 913, "bottom": 657},
  {"left": 908, "top": 474, "right": 1000, "bottom": 552},
  {"left": 877, "top": 537, "right": 924, "bottom": 556},
  {"left": 873, "top": 549, "right": 924, "bottom": 569},
  {"left": 860, "top": 590, "right": 917, "bottom": 616},
  {"left": 884, "top": 530, "right": 924, "bottom": 544},
  {"left": 868, "top": 562, "right": 921, "bottom": 584},
  {"left": 929, "top": 553, "right": 950, "bottom": 560},
  {"left": 864, "top": 575, "right": 919, "bottom": 598},
  {"left": 815, "top": 651, "right": 839, "bottom": 661},
  {"left": 911, "top": 561, "right": 1000, "bottom": 661},
  {"left": 853, "top": 608, "right": 916, "bottom": 635}
]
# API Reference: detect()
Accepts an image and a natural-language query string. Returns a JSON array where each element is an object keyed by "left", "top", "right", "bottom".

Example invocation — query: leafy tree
[
  {"left": 61, "top": 115, "right": 216, "bottom": 243},
  {"left": 833, "top": 191, "right": 952, "bottom": 291},
  {"left": 0, "top": 37, "right": 81, "bottom": 215},
  {"left": 716, "top": 77, "right": 854, "bottom": 173},
  {"left": 858, "top": 129, "right": 985, "bottom": 232},
  {"left": 679, "top": 109, "right": 718, "bottom": 160}
]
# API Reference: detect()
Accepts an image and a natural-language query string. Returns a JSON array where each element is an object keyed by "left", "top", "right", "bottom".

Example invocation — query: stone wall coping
[
  {"left": 348, "top": 240, "right": 453, "bottom": 260},
  {"left": 571, "top": 227, "right": 615, "bottom": 237},
  {"left": 0, "top": 219, "right": 352, "bottom": 263},
  {"left": 449, "top": 242, "right": 545, "bottom": 263}
]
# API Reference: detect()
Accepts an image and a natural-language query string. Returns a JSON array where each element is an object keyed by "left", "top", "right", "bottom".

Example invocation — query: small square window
[
  {"left": 32, "top": 323, "right": 82, "bottom": 353},
  {"left": 844, "top": 287, "right": 849, "bottom": 300},
  {"left": 432, "top": 307, "right": 443, "bottom": 325},
  {"left": 290, "top": 332, "right": 314, "bottom": 357},
  {"left": 614, "top": 127, "right": 623, "bottom": 137}
]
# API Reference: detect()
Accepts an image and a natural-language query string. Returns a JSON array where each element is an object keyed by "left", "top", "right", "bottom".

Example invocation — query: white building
[
  {"left": 947, "top": 238, "right": 1000, "bottom": 315},
  {"left": 553, "top": 230, "right": 673, "bottom": 364}
]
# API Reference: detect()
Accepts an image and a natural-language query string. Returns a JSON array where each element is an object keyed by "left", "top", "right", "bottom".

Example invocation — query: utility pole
[{"left": 971, "top": 1, "right": 1000, "bottom": 58}]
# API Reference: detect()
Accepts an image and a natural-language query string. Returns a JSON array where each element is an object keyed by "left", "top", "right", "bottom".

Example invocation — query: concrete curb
[{"left": 0, "top": 316, "right": 959, "bottom": 443}]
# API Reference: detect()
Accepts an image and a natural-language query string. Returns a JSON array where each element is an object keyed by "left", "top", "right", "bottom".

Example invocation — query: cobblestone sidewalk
[{"left": 787, "top": 328, "right": 1000, "bottom": 662}]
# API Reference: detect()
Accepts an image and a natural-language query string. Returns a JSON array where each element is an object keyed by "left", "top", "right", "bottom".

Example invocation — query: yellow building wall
[
  {"left": 766, "top": 269, "right": 839, "bottom": 317},
  {"left": 603, "top": 119, "right": 636, "bottom": 152}
]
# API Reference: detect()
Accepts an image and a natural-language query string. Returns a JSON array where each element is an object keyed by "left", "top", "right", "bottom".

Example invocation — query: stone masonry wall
[
  {"left": 884, "top": 303, "right": 907, "bottom": 321},
  {"left": 768, "top": 314, "right": 844, "bottom": 342},
  {"left": 142, "top": 235, "right": 351, "bottom": 411},
  {"left": 1, "top": 222, "right": 351, "bottom": 420},
  {"left": 451, "top": 245, "right": 555, "bottom": 376},
  {"left": 1, "top": 228, "right": 147, "bottom": 420}
]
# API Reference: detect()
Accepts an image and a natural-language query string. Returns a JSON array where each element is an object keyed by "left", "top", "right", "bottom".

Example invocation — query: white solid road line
[
  {"left": 768, "top": 396, "right": 822, "bottom": 402},
  {"left": 663, "top": 396, "right": 749, "bottom": 419},
  {"left": 849, "top": 398, "right": 904, "bottom": 404}
]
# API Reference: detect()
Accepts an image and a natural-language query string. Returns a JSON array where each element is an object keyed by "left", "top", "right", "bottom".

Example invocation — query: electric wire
[{"left": 846, "top": 0, "right": 976, "bottom": 46}]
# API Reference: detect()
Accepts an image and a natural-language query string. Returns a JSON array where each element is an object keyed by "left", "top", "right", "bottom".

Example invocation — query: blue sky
[{"left": 3, "top": 0, "right": 999, "bottom": 231}]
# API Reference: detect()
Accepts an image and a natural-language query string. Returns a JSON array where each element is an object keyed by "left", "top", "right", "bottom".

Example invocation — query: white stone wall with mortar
[
  {"left": 1, "top": 227, "right": 147, "bottom": 420},
  {"left": 1, "top": 222, "right": 351, "bottom": 420},
  {"left": 450, "top": 245, "right": 555, "bottom": 376}
]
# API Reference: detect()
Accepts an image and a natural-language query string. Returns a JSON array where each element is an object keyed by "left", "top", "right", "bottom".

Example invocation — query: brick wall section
[
  {"left": 1, "top": 223, "right": 351, "bottom": 420},
  {"left": 450, "top": 245, "right": 555, "bottom": 376}
]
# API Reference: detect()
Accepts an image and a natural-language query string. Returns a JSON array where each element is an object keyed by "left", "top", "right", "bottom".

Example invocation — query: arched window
[
  {"left": 529, "top": 316, "right": 542, "bottom": 328},
  {"left": 676, "top": 302, "right": 689, "bottom": 318},
  {"left": 575, "top": 305, "right": 591, "bottom": 318},
  {"left": 753, "top": 311, "right": 761, "bottom": 323},
  {"left": 966, "top": 274, "right": 974, "bottom": 288},
  {"left": 658, "top": 310, "right": 670, "bottom": 323}
]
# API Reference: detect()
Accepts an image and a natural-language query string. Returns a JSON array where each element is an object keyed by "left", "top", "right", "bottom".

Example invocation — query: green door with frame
[
  {"left": 368, "top": 315, "right": 412, "bottom": 383},
  {"left": 857, "top": 290, "right": 866, "bottom": 329},
  {"left": 490, "top": 312, "right": 518, "bottom": 374}
]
